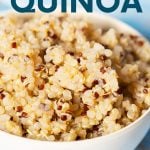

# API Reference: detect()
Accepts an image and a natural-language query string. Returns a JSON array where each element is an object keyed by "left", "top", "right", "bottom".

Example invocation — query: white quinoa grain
[{"left": 0, "top": 13, "right": 149, "bottom": 141}]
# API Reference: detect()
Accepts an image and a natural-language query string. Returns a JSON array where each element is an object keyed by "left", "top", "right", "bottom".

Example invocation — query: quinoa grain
[{"left": 0, "top": 13, "right": 149, "bottom": 141}]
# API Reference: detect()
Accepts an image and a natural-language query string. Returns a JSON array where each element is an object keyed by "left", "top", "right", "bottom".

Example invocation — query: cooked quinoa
[{"left": 0, "top": 13, "right": 149, "bottom": 141}]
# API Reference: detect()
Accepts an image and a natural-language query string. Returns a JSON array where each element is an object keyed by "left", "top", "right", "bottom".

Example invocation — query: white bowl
[{"left": 0, "top": 12, "right": 149, "bottom": 150}]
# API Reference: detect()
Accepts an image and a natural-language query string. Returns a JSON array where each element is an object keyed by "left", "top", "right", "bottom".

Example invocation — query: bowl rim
[{"left": 0, "top": 10, "right": 149, "bottom": 144}]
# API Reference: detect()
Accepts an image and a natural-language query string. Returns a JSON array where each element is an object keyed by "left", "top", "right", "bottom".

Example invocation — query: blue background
[{"left": 0, "top": 1, "right": 149, "bottom": 149}]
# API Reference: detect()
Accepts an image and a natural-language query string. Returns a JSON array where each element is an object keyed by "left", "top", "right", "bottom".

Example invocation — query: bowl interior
[{"left": 0, "top": 11, "right": 149, "bottom": 144}]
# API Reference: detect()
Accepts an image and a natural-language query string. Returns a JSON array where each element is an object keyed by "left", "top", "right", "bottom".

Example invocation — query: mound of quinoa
[{"left": 0, "top": 13, "right": 149, "bottom": 141}]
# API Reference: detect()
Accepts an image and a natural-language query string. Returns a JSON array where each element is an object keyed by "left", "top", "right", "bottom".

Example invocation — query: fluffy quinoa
[{"left": 0, "top": 13, "right": 149, "bottom": 141}]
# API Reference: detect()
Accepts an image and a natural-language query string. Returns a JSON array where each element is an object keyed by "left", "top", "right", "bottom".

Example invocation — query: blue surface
[
  {"left": 0, "top": 1, "right": 149, "bottom": 150},
  {"left": 136, "top": 130, "right": 150, "bottom": 150}
]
